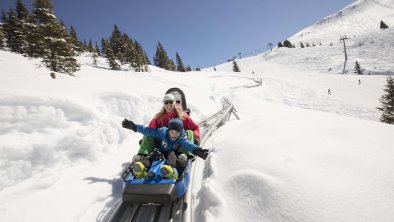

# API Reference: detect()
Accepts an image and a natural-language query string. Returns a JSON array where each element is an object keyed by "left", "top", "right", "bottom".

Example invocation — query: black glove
[
  {"left": 122, "top": 119, "right": 137, "bottom": 132},
  {"left": 193, "top": 147, "right": 209, "bottom": 160}
]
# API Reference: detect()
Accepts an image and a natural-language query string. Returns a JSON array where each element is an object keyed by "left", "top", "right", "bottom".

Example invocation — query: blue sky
[{"left": 1, "top": 0, "right": 355, "bottom": 68}]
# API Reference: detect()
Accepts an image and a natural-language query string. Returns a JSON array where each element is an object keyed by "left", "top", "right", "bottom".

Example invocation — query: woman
[{"left": 132, "top": 94, "right": 201, "bottom": 169}]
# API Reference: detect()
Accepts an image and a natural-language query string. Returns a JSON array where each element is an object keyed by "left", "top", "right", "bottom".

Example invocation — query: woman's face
[
  {"left": 169, "top": 130, "right": 180, "bottom": 140},
  {"left": 163, "top": 100, "right": 175, "bottom": 112},
  {"left": 175, "top": 99, "right": 182, "bottom": 110}
]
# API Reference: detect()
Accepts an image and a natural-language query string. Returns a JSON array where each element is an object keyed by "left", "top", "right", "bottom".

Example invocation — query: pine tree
[
  {"left": 82, "top": 39, "right": 87, "bottom": 49},
  {"left": 175, "top": 52, "right": 186, "bottom": 72},
  {"left": 14, "top": 0, "right": 30, "bottom": 53},
  {"left": 377, "top": 76, "right": 394, "bottom": 124},
  {"left": 109, "top": 25, "right": 126, "bottom": 64},
  {"left": 170, "top": 59, "right": 176, "bottom": 71},
  {"left": 0, "top": 24, "right": 4, "bottom": 48},
  {"left": 283, "top": 40, "right": 293, "bottom": 48},
  {"left": 92, "top": 51, "right": 98, "bottom": 66},
  {"left": 232, "top": 60, "right": 241, "bottom": 72},
  {"left": 300, "top": 42, "right": 305, "bottom": 48},
  {"left": 123, "top": 33, "right": 141, "bottom": 70},
  {"left": 102, "top": 38, "right": 120, "bottom": 70},
  {"left": 1, "top": 1, "right": 31, "bottom": 54},
  {"left": 277, "top": 42, "right": 283, "bottom": 47},
  {"left": 87, "top": 39, "right": 94, "bottom": 52},
  {"left": 134, "top": 40, "right": 148, "bottom": 72},
  {"left": 101, "top": 38, "right": 107, "bottom": 55},
  {"left": 380, "top": 20, "right": 389, "bottom": 29},
  {"left": 354, "top": 61, "right": 363, "bottom": 75},
  {"left": 144, "top": 51, "right": 151, "bottom": 65},
  {"left": 31, "top": 0, "right": 80, "bottom": 74},
  {"left": 69, "top": 25, "right": 83, "bottom": 53},
  {"left": 154, "top": 41, "right": 173, "bottom": 70},
  {"left": 95, "top": 42, "right": 101, "bottom": 55},
  {"left": 123, "top": 36, "right": 137, "bottom": 69},
  {"left": 2, "top": 10, "right": 20, "bottom": 52}
]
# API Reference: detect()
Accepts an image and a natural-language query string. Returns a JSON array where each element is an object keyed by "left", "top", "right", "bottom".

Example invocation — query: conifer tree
[
  {"left": 300, "top": 42, "right": 305, "bottom": 48},
  {"left": 87, "top": 39, "right": 94, "bottom": 53},
  {"left": 123, "top": 36, "right": 137, "bottom": 68},
  {"left": 1, "top": 1, "right": 30, "bottom": 53},
  {"left": 175, "top": 52, "right": 186, "bottom": 72},
  {"left": 377, "top": 76, "right": 394, "bottom": 124},
  {"left": 14, "top": 0, "right": 31, "bottom": 53},
  {"left": 186, "top": 65, "right": 192, "bottom": 71},
  {"left": 69, "top": 25, "right": 83, "bottom": 53},
  {"left": 283, "top": 40, "right": 293, "bottom": 48},
  {"left": 31, "top": 0, "right": 80, "bottom": 74},
  {"left": 122, "top": 33, "right": 138, "bottom": 69},
  {"left": 380, "top": 20, "right": 389, "bottom": 29},
  {"left": 81, "top": 39, "right": 87, "bottom": 50},
  {"left": 354, "top": 61, "right": 363, "bottom": 74},
  {"left": 28, "top": 0, "right": 51, "bottom": 57},
  {"left": 144, "top": 51, "right": 151, "bottom": 65},
  {"left": 95, "top": 42, "right": 101, "bottom": 55},
  {"left": 170, "top": 59, "right": 176, "bottom": 71},
  {"left": 101, "top": 38, "right": 107, "bottom": 55},
  {"left": 110, "top": 25, "right": 126, "bottom": 64},
  {"left": 134, "top": 40, "right": 148, "bottom": 72},
  {"left": 232, "top": 60, "right": 241, "bottom": 72},
  {"left": 92, "top": 51, "right": 98, "bottom": 66},
  {"left": 102, "top": 38, "right": 120, "bottom": 70},
  {"left": 277, "top": 42, "right": 283, "bottom": 47},
  {"left": 0, "top": 24, "right": 4, "bottom": 48},
  {"left": 2, "top": 10, "right": 20, "bottom": 52},
  {"left": 154, "top": 41, "right": 173, "bottom": 70}
]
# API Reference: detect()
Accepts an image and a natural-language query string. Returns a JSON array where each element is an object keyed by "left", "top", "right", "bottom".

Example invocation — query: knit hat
[
  {"left": 163, "top": 94, "right": 175, "bottom": 102},
  {"left": 168, "top": 118, "right": 184, "bottom": 132},
  {"left": 172, "top": 92, "right": 182, "bottom": 101}
]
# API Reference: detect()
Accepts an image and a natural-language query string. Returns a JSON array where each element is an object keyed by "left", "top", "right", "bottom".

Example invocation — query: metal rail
[{"left": 103, "top": 100, "right": 239, "bottom": 222}]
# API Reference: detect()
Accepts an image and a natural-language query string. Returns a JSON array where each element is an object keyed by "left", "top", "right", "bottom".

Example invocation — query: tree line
[{"left": 0, "top": 0, "right": 194, "bottom": 75}]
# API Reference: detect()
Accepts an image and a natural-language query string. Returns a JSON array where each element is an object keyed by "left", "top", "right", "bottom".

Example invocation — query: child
[{"left": 122, "top": 118, "right": 209, "bottom": 179}]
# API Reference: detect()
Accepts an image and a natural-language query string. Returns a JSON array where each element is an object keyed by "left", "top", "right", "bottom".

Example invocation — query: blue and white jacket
[{"left": 136, "top": 125, "right": 198, "bottom": 153}]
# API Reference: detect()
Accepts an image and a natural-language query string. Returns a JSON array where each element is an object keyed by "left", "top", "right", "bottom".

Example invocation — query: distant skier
[
  {"left": 328, "top": 89, "right": 331, "bottom": 94},
  {"left": 358, "top": 79, "right": 361, "bottom": 85}
]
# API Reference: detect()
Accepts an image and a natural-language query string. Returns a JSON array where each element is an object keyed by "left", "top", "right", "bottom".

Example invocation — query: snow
[{"left": 1, "top": 0, "right": 394, "bottom": 221}]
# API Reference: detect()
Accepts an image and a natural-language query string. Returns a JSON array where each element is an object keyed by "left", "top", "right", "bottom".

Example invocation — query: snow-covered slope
[
  {"left": 1, "top": 0, "right": 394, "bottom": 221},
  {"left": 212, "top": 0, "right": 394, "bottom": 74}
]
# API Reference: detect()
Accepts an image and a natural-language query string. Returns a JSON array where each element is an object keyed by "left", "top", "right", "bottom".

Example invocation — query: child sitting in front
[{"left": 122, "top": 118, "right": 209, "bottom": 179}]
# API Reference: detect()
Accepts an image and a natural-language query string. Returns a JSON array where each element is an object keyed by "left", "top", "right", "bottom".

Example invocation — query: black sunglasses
[
  {"left": 164, "top": 101, "right": 174, "bottom": 105},
  {"left": 175, "top": 100, "right": 181, "bottom": 104}
]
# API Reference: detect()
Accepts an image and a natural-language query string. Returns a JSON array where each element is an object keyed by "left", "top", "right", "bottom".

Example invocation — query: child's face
[{"left": 169, "top": 130, "right": 180, "bottom": 140}]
